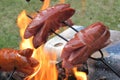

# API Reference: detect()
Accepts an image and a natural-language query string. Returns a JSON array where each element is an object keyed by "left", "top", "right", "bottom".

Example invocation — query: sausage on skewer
[
  {"left": 24, "top": 4, "right": 75, "bottom": 48},
  {"left": 61, "top": 22, "right": 110, "bottom": 69},
  {"left": 0, "top": 48, "right": 39, "bottom": 75}
]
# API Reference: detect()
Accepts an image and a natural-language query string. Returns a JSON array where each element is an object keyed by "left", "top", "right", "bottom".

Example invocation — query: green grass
[{"left": 0, "top": 0, "right": 120, "bottom": 48}]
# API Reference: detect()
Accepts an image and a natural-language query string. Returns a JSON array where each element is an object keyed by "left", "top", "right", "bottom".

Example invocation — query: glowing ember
[{"left": 17, "top": 0, "right": 87, "bottom": 80}]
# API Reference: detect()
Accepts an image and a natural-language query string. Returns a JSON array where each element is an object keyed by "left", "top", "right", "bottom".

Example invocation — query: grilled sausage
[
  {"left": 0, "top": 48, "right": 39, "bottom": 75},
  {"left": 24, "top": 4, "right": 75, "bottom": 48},
  {"left": 61, "top": 22, "right": 110, "bottom": 69}
]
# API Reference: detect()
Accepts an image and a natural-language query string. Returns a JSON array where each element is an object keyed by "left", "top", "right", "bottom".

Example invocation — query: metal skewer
[
  {"left": 90, "top": 51, "right": 120, "bottom": 78},
  {"left": 33, "top": 11, "right": 106, "bottom": 71},
  {"left": 7, "top": 67, "right": 16, "bottom": 80},
  {"left": 51, "top": 30, "right": 68, "bottom": 42},
  {"left": 27, "top": 14, "right": 69, "bottom": 42},
  {"left": 62, "top": 21, "right": 78, "bottom": 32}
]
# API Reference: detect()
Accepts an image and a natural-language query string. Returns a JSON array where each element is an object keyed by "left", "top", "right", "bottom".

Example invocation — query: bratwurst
[
  {"left": 61, "top": 22, "right": 110, "bottom": 69},
  {"left": 24, "top": 4, "right": 75, "bottom": 48},
  {"left": 0, "top": 48, "right": 39, "bottom": 75}
]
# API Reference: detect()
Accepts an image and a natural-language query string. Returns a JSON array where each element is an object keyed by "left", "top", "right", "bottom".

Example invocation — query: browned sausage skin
[
  {"left": 24, "top": 4, "right": 75, "bottom": 48},
  {"left": 61, "top": 22, "right": 110, "bottom": 69},
  {"left": 24, "top": 4, "right": 71, "bottom": 37},
  {"left": 0, "top": 48, "right": 39, "bottom": 75}
]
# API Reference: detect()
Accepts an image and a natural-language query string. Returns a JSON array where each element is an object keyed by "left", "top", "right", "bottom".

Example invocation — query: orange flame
[
  {"left": 34, "top": 0, "right": 58, "bottom": 79},
  {"left": 33, "top": 48, "right": 58, "bottom": 80},
  {"left": 17, "top": 10, "right": 58, "bottom": 80},
  {"left": 17, "top": 0, "right": 58, "bottom": 80},
  {"left": 17, "top": 10, "right": 33, "bottom": 49},
  {"left": 73, "top": 68, "right": 87, "bottom": 80},
  {"left": 60, "top": 0, "right": 65, "bottom": 3},
  {"left": 41, "top": 0, "right": 51, "bottom": 10}
]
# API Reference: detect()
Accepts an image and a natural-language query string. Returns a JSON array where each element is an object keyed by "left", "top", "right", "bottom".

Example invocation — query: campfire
[
  {"left": 0, "top": 0, "right": 120, "bottom": 80},
  {"left": 16, "top": 0, "right": 87, "bottom": 80}
]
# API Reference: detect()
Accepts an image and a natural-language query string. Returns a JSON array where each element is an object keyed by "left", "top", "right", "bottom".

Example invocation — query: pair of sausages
[
  {"left": 24, "top": 3, "right": 110, "bottom": 69},
  {"left": 61, "top": 22, "right": 110, "bottom": 69}
]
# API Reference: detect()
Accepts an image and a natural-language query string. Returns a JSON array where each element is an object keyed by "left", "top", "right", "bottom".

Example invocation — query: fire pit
[
  {"left": 0, "top": 26, "right": 120, "bottom": 80},
  {"left": 0, "top": 0, "right": 120, "bottom": 80}
]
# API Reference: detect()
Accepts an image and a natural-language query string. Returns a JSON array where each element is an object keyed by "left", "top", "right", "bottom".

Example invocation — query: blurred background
[{"left": 0, "top": 0, "right": 120, "bottom": 48}]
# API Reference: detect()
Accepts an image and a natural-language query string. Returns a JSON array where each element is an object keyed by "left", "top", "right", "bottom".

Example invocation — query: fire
[
  {"left": 33, "top": 48, "right": 58, "bottom": 80},
  {"left": 60, "top": 0, "right": 65, "bottom": 3},
  {"left": 17, "top": 10, "right": 57, "bottom": 80},
  {"left": 41, "top": 0, "right": 50, "bottom": 10},
  {"left": 17, "top": 0, "right": 58, "bottom": 79},
  {"left": 17, "top": 10, "right": 33, "bottom": 49},
  {"left": 17, "top": 0, "right": 87, "bottom": 80},
  {"left": 73, "top": 68, "right": 87, "bottom": 80}
]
